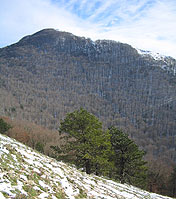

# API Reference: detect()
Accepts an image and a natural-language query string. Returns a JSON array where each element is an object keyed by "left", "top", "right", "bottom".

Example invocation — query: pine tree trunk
[
  {"left": 85, "top": 160, "right": 91, "bottom": 174},
  {"left": 119, "top": 154, "right": 125, "bottom": 183}
]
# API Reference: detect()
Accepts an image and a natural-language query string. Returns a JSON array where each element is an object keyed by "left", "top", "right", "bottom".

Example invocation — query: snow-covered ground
[{"left": 0, "top": 133, "right": 173, "bottom": 199}]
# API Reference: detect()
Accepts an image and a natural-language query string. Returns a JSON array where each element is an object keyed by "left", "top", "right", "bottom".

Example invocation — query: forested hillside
[{"left": 0, "top": 28, "right": 176, "bottom": 166}]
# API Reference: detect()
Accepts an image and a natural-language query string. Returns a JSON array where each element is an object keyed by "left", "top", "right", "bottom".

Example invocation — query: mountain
[
  {"left": 0, "top": 28, "right": 176, "bottom": 165},
  {"left": 0, "top": 133, "right": 173, "bottom": 199}
]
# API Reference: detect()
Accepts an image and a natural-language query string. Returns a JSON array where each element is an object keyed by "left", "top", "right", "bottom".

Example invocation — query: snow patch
[
  {"left": 0, "top": 192, "right": 6, "bottom": 199},
  {"left": 136, "top": 48, "right": 167, "bottom": 60},
  {"left": 0, "top": 133, "right": 173, "bottom": 199}
]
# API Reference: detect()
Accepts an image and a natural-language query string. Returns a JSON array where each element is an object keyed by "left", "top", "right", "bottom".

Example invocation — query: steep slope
[
  {"left": 0, "top": 133, "right": 173, "bottom": 199},
  {"left": 0, "top": 29, "right": 176, "bottom": 164}
]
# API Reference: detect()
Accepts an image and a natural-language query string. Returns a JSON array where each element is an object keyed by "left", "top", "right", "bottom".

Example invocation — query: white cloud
[
  {"left": 0, "top": 0, "right": 176, "bottom": 58},
  {"left": 0, "top": 0, "right": 86, "bottom": 45}
]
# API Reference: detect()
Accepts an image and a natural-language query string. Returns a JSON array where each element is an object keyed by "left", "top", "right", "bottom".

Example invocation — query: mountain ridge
[{"left": 0, "top": 29, "right": 176, "bottom": 166}]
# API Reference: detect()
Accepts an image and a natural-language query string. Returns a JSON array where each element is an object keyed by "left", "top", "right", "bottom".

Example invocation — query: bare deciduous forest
[{"left": 0, "top": 29, "right": 176, "bottom": 196}]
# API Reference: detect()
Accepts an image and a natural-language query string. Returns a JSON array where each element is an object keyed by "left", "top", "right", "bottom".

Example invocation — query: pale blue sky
[{"left": 0, "top": 0, "right": 176, "bottom": 58}]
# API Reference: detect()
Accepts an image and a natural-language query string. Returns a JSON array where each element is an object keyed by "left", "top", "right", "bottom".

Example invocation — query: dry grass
[{"left": 0, "top": 116, "right": 64, "bottom": 156}]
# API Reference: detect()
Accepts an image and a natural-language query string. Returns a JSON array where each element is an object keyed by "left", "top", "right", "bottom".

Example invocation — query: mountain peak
[
  {"left": 0, "top": 29, "right": 176, "bottom": 173},
  {"left": 3, "top": 28, "right": 137, "bottom": 60},
  {"left": 17, "top": 28, "right": 75, "bottom": 46}
]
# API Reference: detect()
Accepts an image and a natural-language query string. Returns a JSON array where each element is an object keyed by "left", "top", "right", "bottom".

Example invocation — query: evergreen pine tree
[
  {"left": 58, "top": 108, "right": 111, "bottom": 175},
  {"left": 109, "top": 126, "right": 147, "bottom": 188}
]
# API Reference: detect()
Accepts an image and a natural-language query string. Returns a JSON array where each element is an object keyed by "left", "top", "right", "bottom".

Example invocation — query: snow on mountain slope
[
  {"left": 136, "top": 48, "right": 167, "bottom": 61},
  {"left": 0, "top": 133, "right": 173, "bottom": 199},
  {"left": 137, "top": 48, "right": 176, "bottom": 75}
]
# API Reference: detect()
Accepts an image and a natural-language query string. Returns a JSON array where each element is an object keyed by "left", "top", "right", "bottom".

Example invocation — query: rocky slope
[
  {"left": 0, "top": 29, "right": 176, "bottom": 164},
  {"left": 0, "top": 133, "right": 173, "bottom": 199}
]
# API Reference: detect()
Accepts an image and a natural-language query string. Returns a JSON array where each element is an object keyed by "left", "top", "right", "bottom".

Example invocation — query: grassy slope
[{"left": 0, "top": 133, "right": 173, "bottom": 199}]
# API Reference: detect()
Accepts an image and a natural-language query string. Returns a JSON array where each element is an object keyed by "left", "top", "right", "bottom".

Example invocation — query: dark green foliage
[
  {"left": 50, "top": 145, "right": 73, "bottom": 163},
  {"left": 57, "top": 109, "right": 148, "bottom": 185},
  {"left": 10, "top": 107, "right": 16, "bottom": 112},
  {"left": 109, "top": 126, "right": 147, "bottom": 188},
  {"left": 59, "top": 108, "right": 111, "bottom": 175},
  {"left": 35, "top": 142, "right": 44, "bottom": 153},
  {"left": 0, "top": 118, "right": 11, "bottom": 134},
  {"left": 20, "top": 104, "right": 24, "bottom": 109}
]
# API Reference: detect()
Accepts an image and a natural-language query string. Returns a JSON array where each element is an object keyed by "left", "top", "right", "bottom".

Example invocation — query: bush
[
  {"left": 35, "top": 142, "right": 44, "bottom": 153},
  {"left": 0, "top": 118, "right": 11, "bottom": 134}
]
